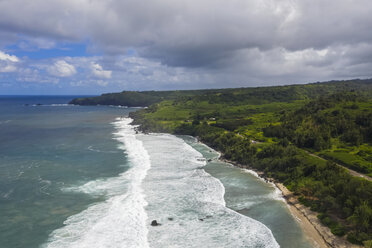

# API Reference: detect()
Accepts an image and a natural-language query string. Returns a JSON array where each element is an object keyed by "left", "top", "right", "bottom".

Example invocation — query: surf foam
[
  {"left": 140, "top": 133, "right": 279, "bottom": 248},
  {"left": 44, "top": 117, "right": 150, "bottom": 248}
]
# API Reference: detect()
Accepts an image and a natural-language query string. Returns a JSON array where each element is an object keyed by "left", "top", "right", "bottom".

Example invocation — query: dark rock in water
[
  {"left": 151, "top": 220, "right": 160, "bottom": 226},
  {"left": 36, "top": 103, "right": 42, "bottom": 106},
  {"left": 207, "top": 159, "right": 212, "bottom": 162},
  {"left": 206, "top": 215, "right": 212, "bottom": 218},
  {"left": 168, "top": 217, "right": 174, "bottom": 221},
  {"left": 199, "top": 218, "right": 204, "bottom": 221}
]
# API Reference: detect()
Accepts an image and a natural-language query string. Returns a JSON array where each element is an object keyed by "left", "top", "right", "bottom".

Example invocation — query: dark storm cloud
[{"left": 0, "top": 0, "right": 372, "bottom": 91}]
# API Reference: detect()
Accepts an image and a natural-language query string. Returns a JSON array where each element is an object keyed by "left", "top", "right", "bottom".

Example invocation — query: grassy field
[{"left": 319, "top": 148, "right": 372, "bottom": 176}]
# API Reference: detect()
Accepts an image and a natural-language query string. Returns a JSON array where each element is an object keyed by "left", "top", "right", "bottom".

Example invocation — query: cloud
[
  {"left": 2, "top": 1, "right": 372, "bottom": 64},
  {"left": 0, "top": 64, "right": 17, "bottom": 73},
  {"left": 18, "top": 37, "right": 56, "bottom": 51},
  {"left": 91, "top": 62, "right": 112, "bottom": 79},
  {"left": 1, "top": 0, "right": 372, "bottom": 92},
  {"left": 96, "top": 80, "right": 108, "bottom": 86},
  {"left": 47, "top": 60, "right": 76, "bottom": 77},
  {"left": 0, "top": 51, "right": 19, "bottom": 72},
  {"left": 0, "top": 51, "right": 19, "bottom": 62}
]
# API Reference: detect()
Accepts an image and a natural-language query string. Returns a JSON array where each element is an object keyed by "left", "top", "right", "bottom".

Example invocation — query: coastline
[
  {"left": 217, "top": 156, "right": 361, "bottom": 248},
  {"left": 274, "top": 183, "right": 360, "bottom": 248}
]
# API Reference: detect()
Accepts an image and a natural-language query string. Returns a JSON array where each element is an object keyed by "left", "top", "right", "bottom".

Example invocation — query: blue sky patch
[{"left": 7, "top": 42, "right": 89, "bottom": 59}]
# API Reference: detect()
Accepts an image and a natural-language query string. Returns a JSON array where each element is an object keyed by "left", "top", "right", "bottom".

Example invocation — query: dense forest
[{"left": 74, "top": 79, "right": 372, "bottom": 245}]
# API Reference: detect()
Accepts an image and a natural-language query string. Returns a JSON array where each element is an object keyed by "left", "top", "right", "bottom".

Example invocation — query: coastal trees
[{"left": 349, "top": 201, "right": 372, "bottom": 232}]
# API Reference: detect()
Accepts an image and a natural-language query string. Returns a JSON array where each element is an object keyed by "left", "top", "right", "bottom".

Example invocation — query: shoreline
[{"left": 217, "top": 157, "right": 361, "bottom": 248}]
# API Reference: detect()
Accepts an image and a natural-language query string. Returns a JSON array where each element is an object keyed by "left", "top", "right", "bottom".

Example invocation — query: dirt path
[{"left": 305, "top": 151, "right": 372, "bottom": 182}]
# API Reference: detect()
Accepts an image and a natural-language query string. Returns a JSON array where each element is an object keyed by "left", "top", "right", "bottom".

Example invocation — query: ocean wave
[
  {"left": 44, "top": 117, "right": 150, "bottom": 248},
  {"left": 30, "top": 104, "right": 75, "bottom": 107},
  {"left": 108, "top": 105, "right": 128, "bottom": 108},
  {"left": 140, "top": 133, "right": 279, "bottom": 248},
  {"left": 242, "top": 169, "right": 285, "bottom": 202}
]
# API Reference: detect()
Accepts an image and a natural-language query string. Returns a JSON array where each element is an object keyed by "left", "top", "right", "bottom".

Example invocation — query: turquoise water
[
  {"left": 0, "top": 96, "right": 133, "bottom": 248},
  {"left": 1, "top": 96, "right": 312, "bottom": 247}
]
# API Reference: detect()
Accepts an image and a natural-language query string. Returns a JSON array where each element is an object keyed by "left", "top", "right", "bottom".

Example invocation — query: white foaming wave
[
  {"left": 189, "top": 143, "right": 284, "bottom": 211},
  {"left": 108, "top": 105, "right": 128, "bottom": 108},
  {"left": 140, "top": 134, "right": 279, "bottom": 248},
  {"left": 243, "top": 169, "right": 285, "bottom": 202},
  {"left": 63, "top": 176, "right": 129, "bottom": 197},
  {"left": 181, "top": 141, "right": 226, "bottom": 207},
  {"left": 50, "top": 104, "right": 74, "bottom": 106},
  {"left": 44, "top": 117, "right": 150, "bottom": 248},
  {"left": 270, "top": 183, "right": 285, "bottom": 203},
  {"left": 242, "top": 169, "right": 267, "bottom": 183},
  {"left": 244, "top": 169, "right": 260, "bottom": 178},
  {"left": 195, "top": 140, "right": 221, "bottom": 159},
  {"left": 229, "top": 188, "right": 285, "bottom": 211},
  {"left": 31, "top": 104, "right": 74, "bottom": 107}
]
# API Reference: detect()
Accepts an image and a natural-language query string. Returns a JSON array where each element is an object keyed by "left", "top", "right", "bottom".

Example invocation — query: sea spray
[{"left": 44, "top": 117, "right": 150, "bottom": 248}]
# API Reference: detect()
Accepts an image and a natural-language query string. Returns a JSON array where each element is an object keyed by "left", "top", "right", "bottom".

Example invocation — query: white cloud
[
  {"left": 0, "top": 51, "right": 19, "bottom": 62},
  {"left": 0, "top": 51, "right": 19, "bottom": 72},
  {"left": 91, "top": 62, "right": 112, "bottom": 79},
  {"left": 0, "top": 64, "right": 17, "bottom": 73},
  {"left": 47, "top": 60, "right": 76, "bottom": 77}
]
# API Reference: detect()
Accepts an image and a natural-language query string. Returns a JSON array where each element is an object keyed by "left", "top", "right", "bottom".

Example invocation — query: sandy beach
[
  {"left": 275, "top": 183, "right": 361, "bottom": 248},
  {"left": 218, "top": 157, "right": 361, "bottom": 248}
]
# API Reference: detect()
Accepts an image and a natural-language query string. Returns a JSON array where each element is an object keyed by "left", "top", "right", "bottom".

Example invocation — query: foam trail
[{"left": 44, "top": 117, "right": 150, "bottom": 248}]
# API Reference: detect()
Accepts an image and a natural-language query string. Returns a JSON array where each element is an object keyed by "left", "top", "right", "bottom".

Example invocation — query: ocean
[{"left": 0, "top": 96, "right": 312, "bottom": 247}]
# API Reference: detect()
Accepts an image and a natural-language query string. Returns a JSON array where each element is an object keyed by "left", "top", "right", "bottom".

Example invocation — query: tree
[{"left": 349, "top": 201, "right": 372, "bottom": 232}]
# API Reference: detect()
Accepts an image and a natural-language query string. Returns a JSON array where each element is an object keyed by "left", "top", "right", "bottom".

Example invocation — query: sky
[{"left": 0, "top": 0, "right": 372, "bottom": 95}]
